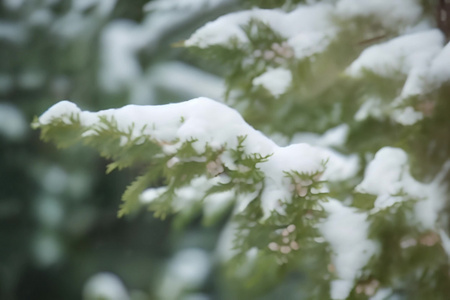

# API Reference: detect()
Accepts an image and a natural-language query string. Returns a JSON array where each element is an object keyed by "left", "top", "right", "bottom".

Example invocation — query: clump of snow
[
  {"left": 290, "top": 124, "right": 359, "bottom": 182},
  {"left": 439, "top": 230, "right": 450, "bottom": 259},
  {"left": 392, "top": 106, "right": 423, "bottom": 125},
  {"left": 354, "top": 97, "right": 385, "bottom": 121},
  {"left": 321, "top": 149, "right": 359, "bottom": 182},
  {"left": 140, "top": 186, "right": 168, "bottom": 203},
  {"left": 149, "top": 61, "right": 225, "bottom": 101},
  {"left": 39, "top": 100, "right": 81, "bottom": 125},
  {"left": 83, "top": 272, "right": 130, "bottom": 300},
  {"left": 252, "top": 67, "right": 292, "bottom": 98},
  {"left": 357, "top": 147, "right": 449, "bottom": 229},
  {"left": 320, "top": 199, "right": 378, "bottom": 300},
  {"left": 369, "top": 288, "right": 392, "bottom": 300},
  {"left": 0, "top": 103, "right": 28, "bottom": 141},
  {"left": 291, "top": 124, "right": 350, "bottom": 148},
  {"left": 41, "top": 165, "right": 69, "bottom": 195},
  {"left": 336, "top": 0, "right": 422, "bottom": 28},
  {"left": 357, "top": 147, "right": 420, "bottom": 209},
  {"left": 35, "top": 195, "right": 64, "bottom": 228},
  {"left": 428, "top": 41, "right": 450, "bottom": 89},
  {"left": 100, "top": 20, "right": 145, "bottom": 92},
  {"left": 33, "top": 232, "right": 62, "bottom": 267},
  {"left": 0, "top": 22, "right": 27, "bottom": 44},
  {"left": 158, "top": 248, "right": 210, "bottom": 300},
  {"left": 259, "top": 143, "right": 326, "bottom": 217}
]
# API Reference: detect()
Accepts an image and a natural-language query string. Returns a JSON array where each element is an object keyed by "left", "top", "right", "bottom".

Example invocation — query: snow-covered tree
[{"left": 33, "top": 0, "right": 450, "bottom": 299}]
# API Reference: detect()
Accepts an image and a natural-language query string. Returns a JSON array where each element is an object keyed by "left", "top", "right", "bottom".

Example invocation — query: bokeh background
[{"left": 0, "top": 1, "right": 239, "bottom": 299}]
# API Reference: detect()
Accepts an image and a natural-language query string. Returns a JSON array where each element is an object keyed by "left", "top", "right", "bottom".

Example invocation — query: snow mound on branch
[
  {"left": 357, "top": 147, "right": 449, "bottom": 229},
  {"left": 348, "top": 30, "right": 448, "bottom": 126},
  {"left": 83, "top": 272, "right": 130, "bottom": 300},
  {"left": 185, "top": 4, "right": 335, "bottom": 59},
  {"left": 347, "top": 30, "right": 443, "bottom": 81},
  {"left": 320, "top": 199, "right": 377, "bottom": 300},
  {"left": 252, "top": 67, "right": 292, "bottom": 98}
]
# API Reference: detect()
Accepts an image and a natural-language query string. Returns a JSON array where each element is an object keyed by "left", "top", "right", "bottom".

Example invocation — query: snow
[
  {"left": 140, "top": 186, "right": 168, "bottom": 203},
  {"left": 0, "top": 103, "right": 28, "bottom": 141},
  {"left": 290, "top": 124, "right": 359, "bottom": 182},
  {"left": 439, "top": 230, "right": 450, "bottom": 259},
  {"left": 0, "top": 22, "right": 27, "bottom": 44},
  {"left": 336, "top": 0, "right": 422, "bottom": 28},
  {"left": 33, "top": 232, "right": 62, "bottom": 266},
  {"left": 369, "top": 288, "right": 392, "bottom": 300},
  {"left": 185, "top": 4, "right": 335, "bottom": 59},
  {"left": 356, "top": 147, "right": 422, "bottom": 209},
  {"left": 347, "top": 30, "right": 443, "bottom": 79},
  {"left": 42, "top": 165, "right": 69, "bottom": 195},
  {"left": 347, "top": 30, "right": 446, "bottom": 126},
  {"left": 392, "top": 106, "right": 423, "bottom": 125},
  {"left": 252, "top": 67, "right": 292, "bottom": 98},
  {"left": 354, "top": 97, "right": 384, "bottom": 121},
  {"left": 321, "top": 149, "right": 359, "bottom": 182},
  {"left": 39, "top": 100, "right": 81, "bottom": 125},
  {"left": 83, "top": 272, "right": 130, "bottom": 300},
  {"left": 320, "top": 199, "right": 378, "bottom": 300},
  {"left": 357, "top": 147, "right": 449, "bottom": 229},
  {"left": 100, "top": 20, "right": 145, "bottom": 92},
  {"left": 428, "top": 41, "right": 450, "bottom": 88},
  {"left": 100, "top": 0, "right": 230, "bottom": 94},
  {"left": 171, "top": 175, "right": 230, "bottom": 211},
  {"left": 38, "top": 98, "right": 328, "bottom": 219},
  {"left": 158, "top": 248, "right": 210, "bottom": 300},
  {"left": 149, "top": 61, "right": 225, "bottom": 101},
  {"left": 291, "top": 124, "right": 349, "bottom": 148}
]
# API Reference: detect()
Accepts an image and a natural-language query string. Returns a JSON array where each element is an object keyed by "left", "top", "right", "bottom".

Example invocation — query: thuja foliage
[{"left": 34, "top": 0, "right": 450, "bottom": 299}]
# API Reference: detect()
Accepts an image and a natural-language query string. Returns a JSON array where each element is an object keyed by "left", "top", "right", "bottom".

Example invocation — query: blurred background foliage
[{"left": 0, "top": 0, "right": 240, "bottom": 299}]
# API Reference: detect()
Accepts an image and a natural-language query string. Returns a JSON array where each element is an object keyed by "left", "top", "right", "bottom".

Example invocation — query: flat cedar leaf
[{"left": 119, "top": 167, "right": 163, "bottom": 217}]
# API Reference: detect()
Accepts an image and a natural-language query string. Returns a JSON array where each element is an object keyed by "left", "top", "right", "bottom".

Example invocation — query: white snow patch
[
  {"left": 291, "top": 124, "right": 350, "bottom": 148},
  {"left": 392, "top": 106, "right": 423, "bottom": 125},
  {"left": 100, "top": 20, "right": 145, "bottom": 92},
  {"left": 0, "top": 22, "right": 27, "bottom": 44},
  {"left": 347, "top": 30, "right": 443, "bottom": 79},
  {"left": 357, "top": 148, "right": 449, "bottom": 229},
  {"left": 369, "top": 288, "right": 392, "bottom": 300},
  {"left": 83, "top": 272, "right": 130, "bottom": 300},
  {"left": 439, "top": 230, "right": 450, "bottom": 259},
  {"left": 354, "top": 97, "right": 385, "bottom": 121},
  {"left": 321, "top": 149, "right": 359, "bottom": 182},
  {"left": 158, "top": 248, "right": 210, "bottom": 300},
  {"left": 0, "top": 103, "right": 28, "bottom": 141},
  {"left": 320, "top": 199, "right": 377, "bottom": 300},
  {"left": 140, "top": 186, "right": 168, "bottom": 203},
  {"left": 252, "top": 67, "right": 292, "bottom": 98},
  {"left": 149, "top": 61, "right": 225, "bottom": 100},
  {"left": 428, "top": 41, "right": 450, "bottom": 88},
  {"left": 336, "top": 0, "right": 422, "bottom": 28}
]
